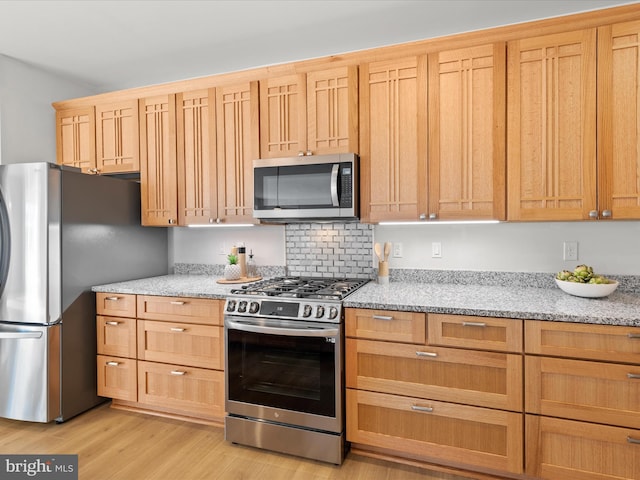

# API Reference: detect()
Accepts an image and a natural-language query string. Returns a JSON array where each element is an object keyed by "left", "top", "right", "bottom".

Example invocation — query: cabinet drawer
[
  {"left": 526, "top": 415, "right": 640, "bottom": 480},
  {"left": 526, "top": 356, "right": 640, "bottom": 429},
  {"left": 137, "top": 296, "right": 222, "bottom": 325},
  {"left": 137, "top": 320, "right": 223, "bottom": 370},
  {"left": 428, "top": 314, "right": 523, "bottom": 353},
  {"left": 137, "top": 360, "right": 224, "bottom": 420},
  {"left": 346, "top": 338, "right": 522, "bottom": 411},
  {"left": 96, "top": 292, "right": 136, "bottom": 318},
  {"left": 347, "top": 389, "right": 523, "bottom": 474},
  {"left": 97, "top": 316, "right": 136, "bottom": 358},
  {"left": 345, "top": 308, "right": 426, "bottom": 344},
  {"left": 525, "top": 320, "right": 640, "bottom": 363},
  {"left": 97, "top": 354, "right": 137, "bottom": 402}
]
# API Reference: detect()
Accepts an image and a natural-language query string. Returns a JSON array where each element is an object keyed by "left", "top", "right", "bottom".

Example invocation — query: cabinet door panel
[
  {"left": 347, "top": 389, "right": 523, "bottom": 474},
  {"left": 429, "top": 43, "right": 505, "bottom": 220},
  {"left": 598, "top": 20, "right": 640, "bottom": 219},
  {"left": 97, "top": 354, "right": 137, "bottom": 402},
  {"left": 526, "top": 415, "right": 640, "bottom": 480},
  {"left": 95, "top": 100, "right": 139, "bottom": 174},
  {"left": 96, "top": 292, "right": 137, "bottom": 318},
  {"left": 97, "top": 315, "right": 137, "bottom": 358},
  {"left": 360, "top": 57, "right": 427, "bottom": 222},
  {"left": 526, "top": 356, "right": 640, "bottom": 429},
  {"left": 56, "top": 107, "right": 96, "bottom": 173},
  {"left": 136, "top": 296, "right": 222, "bottom": 325},
  {"left": 137, "top": 320, "right": 223, "bottom": 370},
  {"left": 260, "top": 74, "right": 306, "bottom": 158},
  {"left": 307, "top": 66, "right": 358, "bottom": 155},
  {"left": 507, "top": 29, "right": 597, "bottom": 220},
  {"left": 525, "top": 320, "right": 640, "bottom": 364},
  {"left": 137, "top": 361, "right": 224, "bottom": 420},
  {"left": 346, "top": 338, "right": 523, "bottom": 411},
  {"left": 216, "top": 82, "right": 259, "bottom": 223},
  {"left": 345, "top": 308, "right": 426, "bottom": 344},
  {"left": 139, "top": 95, "right": 177, "bottom": 226},
  {"left": 176, "top": 89, "right": 217, "bottom": 225}
]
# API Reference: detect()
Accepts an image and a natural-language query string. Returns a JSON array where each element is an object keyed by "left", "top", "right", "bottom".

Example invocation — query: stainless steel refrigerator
[{"left": 0, "top": 162, "right": 168, "bottom": 423}]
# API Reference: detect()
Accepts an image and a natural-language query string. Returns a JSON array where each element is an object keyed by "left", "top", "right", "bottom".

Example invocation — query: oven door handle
[{"left": 225, "top": 319, "right": 339, "bottom": 338}]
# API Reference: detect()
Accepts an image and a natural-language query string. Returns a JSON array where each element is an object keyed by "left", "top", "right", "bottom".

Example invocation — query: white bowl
[{"left": 555, "top": 278, "right": 619, "bottom": 298}]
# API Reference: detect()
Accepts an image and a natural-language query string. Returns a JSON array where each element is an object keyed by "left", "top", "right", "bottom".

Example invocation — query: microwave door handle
[{"left": 330, "top": 164, "right": 340, "bottom": 207}]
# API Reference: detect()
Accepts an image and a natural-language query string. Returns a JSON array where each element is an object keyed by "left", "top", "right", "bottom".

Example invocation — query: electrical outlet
[
  {"left": 563, "top": 241, "right": 578, "bottom": 261},
  {"left": 432, "top": 242, "right": 442, "bottom": 258},
  {"left": 393, "top": 243, "right": 403, "bottom": 258}
]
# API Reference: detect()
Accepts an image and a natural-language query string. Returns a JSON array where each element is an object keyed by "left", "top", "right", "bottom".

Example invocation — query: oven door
[{"left": 225, "top": 316, "right": 343, "bottom": 433}]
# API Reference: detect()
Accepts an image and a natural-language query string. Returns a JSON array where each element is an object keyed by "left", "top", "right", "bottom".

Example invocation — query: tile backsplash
[{"left": 285, "top": 223, "right": 374, "bottom": 278}]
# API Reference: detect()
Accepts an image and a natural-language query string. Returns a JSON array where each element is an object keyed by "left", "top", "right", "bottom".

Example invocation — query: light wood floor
[{"left": 0, "top": 402, "right": 484, "bottom": 480}]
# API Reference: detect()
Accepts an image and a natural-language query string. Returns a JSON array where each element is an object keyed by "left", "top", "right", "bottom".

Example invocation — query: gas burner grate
[{"left": 230, "top": 276, "right": 369, "bottom": 300}]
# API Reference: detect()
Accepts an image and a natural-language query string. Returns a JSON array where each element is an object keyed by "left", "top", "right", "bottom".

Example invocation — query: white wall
[
  {"left": 0, "top": 54, "right": 97, "bottom": 164},
  {"left": 374, "top": 221, "right": 640, "bottom": 276}
]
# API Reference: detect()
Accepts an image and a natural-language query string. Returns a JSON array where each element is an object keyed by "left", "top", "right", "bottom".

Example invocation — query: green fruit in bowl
[{"left": 556, "top": 265, "right": 614, "bottom": 284}]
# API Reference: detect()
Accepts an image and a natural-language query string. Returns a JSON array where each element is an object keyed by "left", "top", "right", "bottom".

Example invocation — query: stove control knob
[
  {"left": 249, "top": 301, "right": 260, "bottom": 314},
  {"left": 328, "top": 306, "right": 339, "bottom": 320},
  {"left": 226, "top": 300, "right": 237, "bottom": 312},
  {"left": 315, "top": 305, "right": 325, "bottom": 318},
  {"left": 302, "top": 305, "right": 313, "bottom": 317},
  {"left": 238, "top": 301, "right": 248, "bottom": 313}
]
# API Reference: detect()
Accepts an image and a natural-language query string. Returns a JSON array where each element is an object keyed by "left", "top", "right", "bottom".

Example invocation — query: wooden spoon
[
  {"left": 374, "top": 243, "right": 382, "bottom": 262},
  {"left": 383, "top": 242, "right": 391, "bottom": 261}
]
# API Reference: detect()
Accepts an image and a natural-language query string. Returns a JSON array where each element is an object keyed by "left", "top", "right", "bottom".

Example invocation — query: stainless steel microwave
[{"left": 253, "top": 153, "right": 358, "bottom": 222}]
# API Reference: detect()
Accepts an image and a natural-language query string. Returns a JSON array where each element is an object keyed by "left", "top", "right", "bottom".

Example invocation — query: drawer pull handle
[
  {"left": 170, "top": 370, "right": 186, "bottom": 376},
  {"left": 628, "top": 436, "right": 640, "bottom": 445},
  {"left": 416, "top": 351, "right": 438, "bottom": 358},
  {"left": 170, "top": 301, "right": 186, "bottom": 306},
  {"left": 105, "top": 297, "right": 120, "bottom": 301},
  {"left": 462, "top": 321, "right": 486, "bottom": 327},
  {"left": 372, "top": 315, "right": 393, "bottom": 321},
  {"left": 411, "top": 405, "right": 434, "bottom": 413},
  {"left": 105, "top": 321, "right": 120, "bottom": 326},
  {"left": 627, "top": 373, "right": 640, "bottom": 380},
  {"left": 170, "top": 327, "right": 186, "bottom": 332},
  {"left": 628, "top": 333, "right": 640, "bottom": 339},
  {"left": 106, "top": 361, "right": 120, "bottom": 367}
]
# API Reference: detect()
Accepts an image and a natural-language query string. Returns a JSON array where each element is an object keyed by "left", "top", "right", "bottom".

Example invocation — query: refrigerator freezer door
[
  {"left": 0, "top": 163, "right": 60, "bottom": 325},
  {"left": 0, "top": 323, "right": 60, "bottom": 422}
]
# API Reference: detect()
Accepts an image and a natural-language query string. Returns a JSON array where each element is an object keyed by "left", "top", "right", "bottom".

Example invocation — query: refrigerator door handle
[
  {"left": 0, "top": 331, "right": 43, "bottom": 339},
  {"left": 0, "top": 188, "right": 11, "bottom": 299}
]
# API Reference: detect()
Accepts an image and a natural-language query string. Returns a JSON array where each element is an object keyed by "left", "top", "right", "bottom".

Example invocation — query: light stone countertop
[
  {"left": 343, "top": 281, "right": 640, "bottom": 327},
  {"left": 92, "top": 274, "right": 640, "bottom": 327}
]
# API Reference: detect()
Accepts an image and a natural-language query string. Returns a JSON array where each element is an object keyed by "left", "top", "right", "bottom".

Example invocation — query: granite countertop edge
[{"left": 92, "top": 274, "right": 640, "bottom": 327}]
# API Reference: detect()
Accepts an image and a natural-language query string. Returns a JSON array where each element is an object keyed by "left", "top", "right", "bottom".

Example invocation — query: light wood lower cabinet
[
  {"left": 346, "top": 338, "right": 523, "bottom": 412},
  {"left": 137, "top": 360, "right": 224, "bottom": 421},
  {"left": 526, "top": 415, "right": 640, "bottom": 480},
  {"left": 347, "top": 389, "right": 523, "bottom": 475},
  {"left": 97, "top": 294, "right": 224, "bottom": 423}
]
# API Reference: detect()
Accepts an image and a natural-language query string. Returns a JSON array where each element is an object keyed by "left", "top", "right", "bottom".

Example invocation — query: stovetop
[
  {"left": 230, "top": 276, "right": 369, "bottom": 301},
  {"left": 225, "top": 276, "right": 369, "bottom": 323}
]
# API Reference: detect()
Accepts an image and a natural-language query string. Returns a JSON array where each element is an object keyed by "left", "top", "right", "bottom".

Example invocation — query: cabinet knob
[
  {"left": 298, "top": 151, "right": 305, "bottom": 157},
  {"left": 216, "top": 218, "right": 222, "bottom": 224},
  {"left": 305, "top": 150, "right": 313, "bottom": 156},
  {"left": 429, "top": 213, "right": 437, "bottom": 220},
  {"left": 168, "top": 219, "right": 176, "bottom": 225},
  {"left": 602, "top": 209, "right": 612, "bottom": 218},
  {"left": 419, "top": 213, "right": 427, "bottom": 221},
  {"left": 588, "top": 210, "right": 598, "bottom": 219},
  {"left": 87, "top": 168, "right": 100, "bottom": 174}
]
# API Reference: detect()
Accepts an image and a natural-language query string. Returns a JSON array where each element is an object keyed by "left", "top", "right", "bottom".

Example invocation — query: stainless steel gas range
[{"left": 223, "top": 276, "right": 369, "bottom": 464}]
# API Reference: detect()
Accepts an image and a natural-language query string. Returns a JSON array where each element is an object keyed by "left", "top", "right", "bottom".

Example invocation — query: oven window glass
[{"left": 227, "top": 328, "right": 336, "bottom": 417}]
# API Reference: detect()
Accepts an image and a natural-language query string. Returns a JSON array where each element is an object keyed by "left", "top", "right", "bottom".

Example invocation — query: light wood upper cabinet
[
  {"left": 95, "top": 100, "right": 139, "bottom": 174},
  {"left": 306, "top": 66, "right": 358, "bottom": 155},
  {"left": 597, "top": 20, "right": 640, "bottom": 220},
  {"left": 428, "top": 43, "right": 506, "bottom": 221},
  {"left": 56, "top": 107, "right": 96, "bottom": 173},
  {"left": 176, "top": 89, "right": 218, "bottom": 226},
  {"left": 139, "top": 94, "right": 178, "bottom": 226},
  {"left": 260, "top": 74, "right": 306, "bottom": 158},
  {"left": 507, "top": 29, "right": 597, "bottom": 221},
  {"left": 216, "top": 82, "right": 259, "bottom": 223},
  {"left": 360, "top": 57, "right": 428, "bottom": 223}
]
